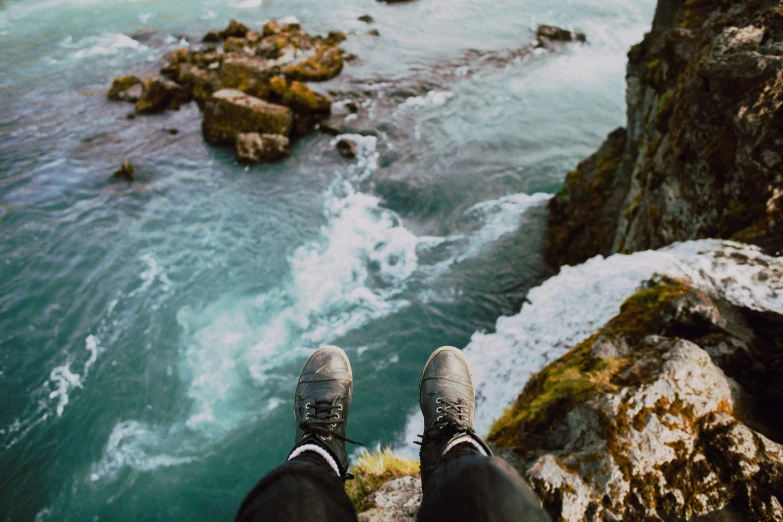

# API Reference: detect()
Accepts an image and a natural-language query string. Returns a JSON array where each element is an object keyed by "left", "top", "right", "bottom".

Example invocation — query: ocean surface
[{"left": 0, "top": 0, "right": 656, "bottom": 519}]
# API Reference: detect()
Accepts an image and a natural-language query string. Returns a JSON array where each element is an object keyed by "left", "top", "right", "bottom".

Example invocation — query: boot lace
[
  {"left": 414, "top": 397, "right": 475, "bottom": 446},
  {"left": 300, "top": 400, "right": 363, "bottom": 446}
]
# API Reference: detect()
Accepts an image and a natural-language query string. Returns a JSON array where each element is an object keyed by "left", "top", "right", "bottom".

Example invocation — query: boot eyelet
[
  {"left": 436, "top": 398, "right": 443, "bottom": 403},
  {"left": 305, "top": 403, "right": 311, "bottom": 409},
  {"left": 436, "top": 407, "right": 442, "bottom": 413},
  {"left": 437, "top": 415, "right": 443, "bottom": 422},
  {"left": 305, "top": 413, "right": 311, "bottom": 419},
  {"left": 337, "top": 404, "right": 343, "bottom": 410},
  {"left": 335, "top": 412, "right": 340, "bottom": 419}
]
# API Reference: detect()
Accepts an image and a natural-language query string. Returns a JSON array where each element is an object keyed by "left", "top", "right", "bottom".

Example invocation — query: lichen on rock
[
  {"left": 489, "top": 276, "right": 783, "bottom": 521},
  {"left": 201, "top": 89, "right": 293, "bottom": 145},
  {"left": 546, "top": 0, "right": 783, "bottom": 267}
]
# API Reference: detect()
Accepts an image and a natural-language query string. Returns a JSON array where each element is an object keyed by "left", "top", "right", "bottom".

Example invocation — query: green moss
[
  {"left": 345, "top": 447, "right": 420, "bottom": 513},
  {"left": 654, "top": 89, "right": 675, "bottom": 131},
  {"left": 645, "top": 58, "right": 664, "bottom": 91},
  {"left": 488, "top": 278, "right": 691, "bottom": 448},
  {"left": 556, "top": 184, "right": 570, "bottom": 203}
]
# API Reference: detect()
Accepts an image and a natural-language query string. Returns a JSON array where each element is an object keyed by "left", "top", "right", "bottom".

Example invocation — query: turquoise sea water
[{"left": 0, "top": 0, "right": 655, "bottom": 519}]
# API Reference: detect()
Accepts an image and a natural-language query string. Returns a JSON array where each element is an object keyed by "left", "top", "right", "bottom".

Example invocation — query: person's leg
[
  {"left": 235, "top": 346, "right": 361, "bottom": 522},
  {"left": 415, "top": 347, "right": 551, "bottom": 522}
]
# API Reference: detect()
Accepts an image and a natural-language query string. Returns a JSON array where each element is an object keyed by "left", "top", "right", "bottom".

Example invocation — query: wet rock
[
  {"left": 219, "top": 54, "right": 274, "bottom": 93},
  {"left": 489, "top": 277, "right": 783, "bottom": 521},
  {"left": 220, "top": 19, "right": 249, "bottom": 39},
  {"left": 135, "top": 78, "right": 189, "bottom": 115},
  {"left": 535, "top": 24, "right": 579, "bottom": 46},
  {"left": 357, "top": 476, "right": 422, "bottom": 521},
  {"left": 112, "top": 160, "right": 134, "bottom": 181},
  {"left": 202, "top": 29, "right": 222, "bottom": 43},
  {"left": 281, "top": 80, "right": 331, "bottom": 115},
  {"left": 358, "top": 15, "right": 374, "bottom": 23},
  {"left": 235, "top": 132, "right": 290, "bottom": 163},
  {"left": 284, "top": 46, "right": 344, "bottom": 82},
  {"left": 336, "top": 138, "right": 358, "bottom": 159},
  {"left": 224, "top": 36, "right": 253, "bottom": 55},
  {"left": 108, "top": 76, "right": 143, "bottom": 102},
  {"left": 346, "top": 101, "right": 358, "bottom": 113},
  {"left": 202, "top": 89, "right": 293, "bottom": 145},
  {"left": 367, "top": 29, "right": 381, "bottom": 37},
  {"left": 177, "top": 64, "right": 220, "bottom": 109}
]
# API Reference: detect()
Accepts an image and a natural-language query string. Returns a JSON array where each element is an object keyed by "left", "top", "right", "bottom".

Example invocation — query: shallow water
[{"left": 0, "top": 0, "right": 655, "bottom": 519}]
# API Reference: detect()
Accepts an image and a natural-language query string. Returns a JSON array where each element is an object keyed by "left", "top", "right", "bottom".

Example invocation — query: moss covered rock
[
  {"left": 346, "top": 448, "right": 420, "bottom": 516},
  {"left": 107, "top": 75, "right": 143, "bottom": 102},
  {"left": 235, "top": 132, "right": 290, "bottom": 163},
  {"left": 201, "top": 89, "right": 293, "bottom": 145},
  {"left": 135, "top": 78, "right": 189, "bottom": 115},
  {"left": 284, "top": 46, "right": 344, "bottom": 82},
  {"left": 489, "top": 276, "right": 783, "bottom": 521}
]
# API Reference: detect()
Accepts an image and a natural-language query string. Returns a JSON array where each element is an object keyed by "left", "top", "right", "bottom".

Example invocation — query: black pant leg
[
  {"left": 417, "top": 455, "right": 552, "bottom": 522},
  {"left": 235, "top": 452, "right": 358, "bottom": 522}
]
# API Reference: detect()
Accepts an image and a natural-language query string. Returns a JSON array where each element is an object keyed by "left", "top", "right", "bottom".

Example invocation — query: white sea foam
[
  {"left": 62, "top": 33, "right": 147, "bottom": 60},
  {"left": 48, "top": 361, "right": 82, "bottom": 417},
  {"left": 398, "top": 91, "right": 455, "bottom": 111},
  {"left": 231, "top": 0, "right": 262, "bottom": 7},
  {"left": 396, "top": 240, "right": 783, "bottom": 458}
]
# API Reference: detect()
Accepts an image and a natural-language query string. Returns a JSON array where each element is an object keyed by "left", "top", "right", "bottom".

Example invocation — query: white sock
[
  {"left": 443, "top": 434, "right": 489, "bottom": 457},
  {"left": 288, "top": 444, "right": 341, "bottom": 477}
]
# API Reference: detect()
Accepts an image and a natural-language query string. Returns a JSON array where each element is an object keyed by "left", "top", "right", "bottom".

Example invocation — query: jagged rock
[
  {"left": 112, "top": 160, "right": 134, "bottom": 181},
  {"left": 367, "top": 29, "right": 381, "bottom": 37},
  {"left": 357, "top": 476, "right": 422, "bottom": 521},
  {"left": 546, "top": 0, "right": 783, "bottom": 266},
  {"left": 324, "top": 31, "right": 347, "bottom": 46},
  {"left": 235, "top": 132, "right": 290, "bottom": 163},
  {"left": 220, "top": 19, "right": 249, "bottom": 39},
  {"left": 358, "top": 15, "right": 374, "bottom": 23},
  {"left": 202, "top": 89, "right": 293, "bottom": 145},
  {"left": 336, "top": 138, "right": 358, "bottom": 159},
  {"left": 107, "top": 76, "right": 143, "bottom": 102},
  {"left": 202, "top": 29, "right": 222, "bottom": 43},
  {"left": 489, "top": 277, "right": 783, "bottom": 521},
  {"left": 284, "top": 46, "right": 344, "bottom": 82},
  {"left": 135, "top": 78, "right": 189, "bottom": 115},
  {"left": 281, "top": 80, "right": 330, "bottom": 114}
]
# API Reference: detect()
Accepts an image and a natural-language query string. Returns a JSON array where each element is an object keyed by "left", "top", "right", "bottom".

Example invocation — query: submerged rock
[
  {"left": 489, "top": 277, "right": 783, "bottom": 521},
  {"left": 112, "top": 160, "right": 134, "bottom": 181},
  {"left": 336, "top": 138, "right": 358, "bottom": 159},
  {"left": 235, "top": 132, "right": 290, "bottom": 163},
  {"left": 358, "top": 15, "right": 374, "bottom": 23},
  {"left": 202, "top": 89, "right": 293, "bottom": 145},
  {"left": 107, "top": 76, "right": 143, "bottom": 102}
]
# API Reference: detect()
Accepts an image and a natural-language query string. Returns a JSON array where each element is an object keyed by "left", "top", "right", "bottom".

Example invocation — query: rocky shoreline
[{"left": 348, "top": 0, "right": 783, "bottom": 520}]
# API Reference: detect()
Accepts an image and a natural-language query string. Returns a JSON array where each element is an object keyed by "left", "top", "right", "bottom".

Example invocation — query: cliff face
[
  {"left": 488, "top": 275, "right": 783, "bottom": 521},
  {"left": 547, "top": 0, "right": 783, "bottom": 267}
]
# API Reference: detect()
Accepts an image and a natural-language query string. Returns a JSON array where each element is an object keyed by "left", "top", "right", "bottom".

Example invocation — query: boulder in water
[
  {"left": 177, "top": 64, "right": 220, "bottom": 109},
  {"left": 108, "top": 76, "right": 143, "bottom": 102},
  {"left": 202, "top": 29, "right": 222, "bottom": 43},
  {"left": 235, "top": 132, "right": 291, "bottom": 163},
  {"left": 358, "top": 15, "right": 374, "bottom": 23},
  {"left": 220, "top": 19, "right": 249, "bottom": 39},
  {"left": 202, "top": 89, "right": 293, "bottom": 145},
  {"left": 135, "top": 78, "right": 190, "bottom": 115},
  {"left": 284, "top": 46, "right": 344, "bottom": 82},
  {"left": 112, "top": 160, "right": 134, "bottom": 181},
  {"left": 336, "top": 138, "right": 358, "bottom": 159}
]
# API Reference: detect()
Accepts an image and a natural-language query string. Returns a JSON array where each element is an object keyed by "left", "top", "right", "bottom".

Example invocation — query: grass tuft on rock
[
  {"left": 345, "top": 447, "right": 420, "bottom": 512},
  {"left": 488, "top": 277, "right": 692, "bottom": 448}
]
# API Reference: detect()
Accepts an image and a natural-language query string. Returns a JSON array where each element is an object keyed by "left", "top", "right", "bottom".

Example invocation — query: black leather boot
[
  {"left": 416, "top": 346, "right": 492, "bottom": 488},
  {"left": 288, "top": 346, "right": 362, "bottom": 481}
]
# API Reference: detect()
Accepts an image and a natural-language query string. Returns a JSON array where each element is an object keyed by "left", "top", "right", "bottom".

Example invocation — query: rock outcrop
[
  {"left": 107, "top": 18, "right": 345, "bottom": 164},
  {"left": 488, "top": 276, "right": 783, "bottom": 521},
  {"left": 235, "top": 132, "right": 290, "bottom": 163},
  {"left": 547, "top": 0, "right": 783, "bottom": 267}
]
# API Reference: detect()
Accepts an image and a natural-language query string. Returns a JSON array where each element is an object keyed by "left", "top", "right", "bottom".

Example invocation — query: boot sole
[{"left": 419, "top": 346, "right": 474, "bottom": 401}]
